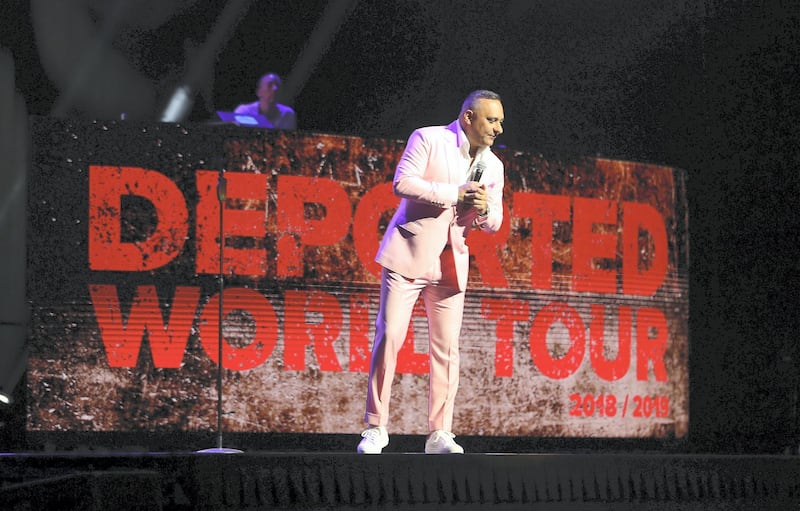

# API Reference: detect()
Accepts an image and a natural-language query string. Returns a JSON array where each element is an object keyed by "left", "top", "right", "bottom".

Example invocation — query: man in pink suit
[{"left": 358, "top": 90, "right": 506, "bottom": 454}]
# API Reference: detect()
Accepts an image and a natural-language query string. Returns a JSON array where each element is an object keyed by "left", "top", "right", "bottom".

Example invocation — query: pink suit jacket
[{"left": 375, "top": 120, "right": 504, "bottom": 291}]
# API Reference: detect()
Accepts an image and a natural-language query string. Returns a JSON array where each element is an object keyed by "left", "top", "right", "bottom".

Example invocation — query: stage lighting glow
[
  {"left": 234, "top": 115, "right": 259, "bottom": 126},
  {"left": 0, "top": 335, "right": 27, "bottom": 409},
  {"left": 160, "top": 85, "right": 193, "bottom": 123}
]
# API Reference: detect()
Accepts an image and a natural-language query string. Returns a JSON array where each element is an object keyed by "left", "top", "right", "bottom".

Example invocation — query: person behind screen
[
  {"left": 234, "top": 72, "right": 296, "bottom": 129},
  {"left": 357, "top": 90, "right": 506, "bottom": 454}
]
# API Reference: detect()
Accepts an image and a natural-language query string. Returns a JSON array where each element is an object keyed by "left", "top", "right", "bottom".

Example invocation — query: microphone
[
  {"left": 217, "top": 168, "right": 227, "bottom": 202},
  {"left": 472, "top": 161, "right": 486, "bottom": 182}
]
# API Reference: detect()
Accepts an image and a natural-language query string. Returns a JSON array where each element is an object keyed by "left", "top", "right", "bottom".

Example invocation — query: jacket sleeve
[
  {"left": 393, "top": 129, "right": 460, "bottom": 208},
  {"left": 473, "top": 159, "right": 504, "bottom": 233}
]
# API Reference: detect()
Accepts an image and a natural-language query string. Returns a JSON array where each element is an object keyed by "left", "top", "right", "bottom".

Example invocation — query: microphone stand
[{"left": 198, "top": 169, "right": 242, "bottom": 454}]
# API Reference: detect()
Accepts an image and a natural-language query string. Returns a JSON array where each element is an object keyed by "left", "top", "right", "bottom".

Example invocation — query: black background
[{"left": 1, "top": 0, "right": 799, "bottom": 454}]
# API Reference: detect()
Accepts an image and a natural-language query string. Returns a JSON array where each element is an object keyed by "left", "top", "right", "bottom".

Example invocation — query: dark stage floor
[{"left": 1, "top": 447, "right": 799, "bottom": 510}]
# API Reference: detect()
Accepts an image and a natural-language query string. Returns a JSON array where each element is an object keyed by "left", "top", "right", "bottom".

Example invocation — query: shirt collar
[{"left": 451, "top": 119, "right": 489, "bottom": 160}]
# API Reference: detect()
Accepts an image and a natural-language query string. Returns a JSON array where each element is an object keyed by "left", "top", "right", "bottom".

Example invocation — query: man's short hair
[
  {"left": 461, "top": 90, "right": 501, "bottom": 113},
  {"left": 259, "top": 73, "right": 282, "bottom": 87}
]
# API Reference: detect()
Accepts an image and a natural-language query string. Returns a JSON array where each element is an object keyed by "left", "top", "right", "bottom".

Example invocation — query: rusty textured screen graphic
[{"left": 27, "top": 117, "right": 689, "bottom": 438}]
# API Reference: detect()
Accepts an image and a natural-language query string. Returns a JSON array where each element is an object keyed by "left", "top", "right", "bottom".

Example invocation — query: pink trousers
[{"left": 364, "top": 257, "right": 465, "bottom": 432}]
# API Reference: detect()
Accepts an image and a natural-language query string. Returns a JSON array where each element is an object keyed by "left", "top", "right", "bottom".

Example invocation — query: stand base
[{"left": 196, "top": 447, "right": 244, "bottom": 454}]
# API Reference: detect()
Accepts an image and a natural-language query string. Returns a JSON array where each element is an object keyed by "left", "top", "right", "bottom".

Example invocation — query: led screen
[{"left": 27, "top": 117, "right": 689, "bottom": 438}]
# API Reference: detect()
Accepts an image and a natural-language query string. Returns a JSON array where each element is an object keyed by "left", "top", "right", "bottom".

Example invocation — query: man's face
[
  {"left": 257, "top": 74, "right": 280, "bottom": 104},
  {"left": 463, "top": 98, "right": 504, "bottom": 150}
]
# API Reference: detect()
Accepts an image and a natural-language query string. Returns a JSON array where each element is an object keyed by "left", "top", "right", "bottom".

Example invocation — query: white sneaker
[
  {"left": 425, "top": 430, "right": 465, "bottom": 454},
  {"left": 357, "top": 426, "right": 388, "bottom": 454}
]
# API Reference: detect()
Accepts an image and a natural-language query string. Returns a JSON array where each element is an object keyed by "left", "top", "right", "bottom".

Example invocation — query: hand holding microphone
[{"left": 458, "top": 162, "right": 489, "bottom": 215}]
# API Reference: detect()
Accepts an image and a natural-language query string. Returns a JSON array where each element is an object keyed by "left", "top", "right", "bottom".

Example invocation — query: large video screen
[{"left": 27, "top": 117, "right": 689, "bottom": 438}]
